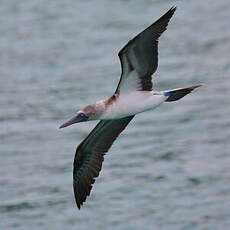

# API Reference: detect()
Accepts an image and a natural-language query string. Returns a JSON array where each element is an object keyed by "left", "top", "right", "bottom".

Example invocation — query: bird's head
[{"left": 59, "top": 104, "right": 99, "bottom": 129}]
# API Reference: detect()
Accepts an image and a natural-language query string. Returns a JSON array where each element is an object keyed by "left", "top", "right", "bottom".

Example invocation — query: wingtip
[
  {"left": 74, "top": 192, "right": 82, "bottom": 210},
  {"left": 162, "top": 6, "right": 176, "bottom": 21},
  {"left": 75, "top": 196, "right": 82, "bottom": 210},
  {"left": 168, "top": 5, "right": 177, "bottom": 14}
]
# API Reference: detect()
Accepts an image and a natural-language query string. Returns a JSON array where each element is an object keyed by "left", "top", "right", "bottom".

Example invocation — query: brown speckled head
[
  {"left": 59, "top": 103, "right": 104, "bottom": 128},
  {"left": 104, "top": 94, "right": 117, "bottom": 108},
  {"left": 80, "top": 103, "right": 105, "bottom": 120},
  {"left": 82, "top": 104, "right": 101, "bottom": 120},
  {"left": 82, "top": 94, "right": 117, "bottom": 119},
  {"left": 59, "top": 95, "right": 117, "bottom": 128}
]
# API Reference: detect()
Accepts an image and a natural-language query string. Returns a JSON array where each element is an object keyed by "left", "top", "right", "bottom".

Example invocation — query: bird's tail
[{"left": 163, "top": 84, "right": 203, "bottom": 102}]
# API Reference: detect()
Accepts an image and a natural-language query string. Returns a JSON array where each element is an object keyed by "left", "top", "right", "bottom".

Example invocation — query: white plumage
[{"left": 101, "top": 91, "right": 167, "bottom": 119}]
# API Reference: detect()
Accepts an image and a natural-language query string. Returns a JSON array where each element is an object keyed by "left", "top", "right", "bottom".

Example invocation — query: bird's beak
[
  {"left": 59, "top": 115, "right": 87, "bottom": 129},
  {"left": 59, "top": 116, "right": 79, "bottom": 129}
]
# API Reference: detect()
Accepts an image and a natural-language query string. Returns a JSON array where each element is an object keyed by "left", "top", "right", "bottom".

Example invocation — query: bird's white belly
[{"left": 101, "top": 91, "right": 167, "bottom": 119}]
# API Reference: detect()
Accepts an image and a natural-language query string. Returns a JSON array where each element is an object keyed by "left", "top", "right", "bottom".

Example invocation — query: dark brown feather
[
  {"left": 165, "top": 84, "right": 203, "bottom": 102},
  {"left": 115, "top": 7, "right": 176, "bottom": 93},
  {"left": 104, "top": 94, "right": 117, "bottom": 108},
  {"left": 73, "top": 116, "right": 134, "bottom": 209}
]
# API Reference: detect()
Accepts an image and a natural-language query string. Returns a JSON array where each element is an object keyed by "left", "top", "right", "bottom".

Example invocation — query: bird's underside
[{"left": 59, "top": 6, "right": 202, "bottom": 209}]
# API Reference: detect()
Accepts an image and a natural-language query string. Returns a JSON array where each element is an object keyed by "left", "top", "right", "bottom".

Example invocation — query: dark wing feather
[
  {"left": 115, "top": 7, "right": 176, "bottom": 93},
  {"left": 73, "top": 116, "right": 134, "bottom": 209}
]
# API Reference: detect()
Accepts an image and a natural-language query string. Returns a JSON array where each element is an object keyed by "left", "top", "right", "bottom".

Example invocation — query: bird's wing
[
  {"left": 115, "top": 7, "right": 176, "bottom": 94},
  {"left": 73, "top": 116, "right": 134, "bottom": 209}
]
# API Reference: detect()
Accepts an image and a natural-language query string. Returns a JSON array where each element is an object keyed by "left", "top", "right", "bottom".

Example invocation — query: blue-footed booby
[{"left": 60, "top": 7, "right": 202, "bottom": 209}]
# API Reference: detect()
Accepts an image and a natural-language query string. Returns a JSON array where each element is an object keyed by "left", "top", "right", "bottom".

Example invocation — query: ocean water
[{"left": 1, "top": 0, "right": 230, "bottom": 229}]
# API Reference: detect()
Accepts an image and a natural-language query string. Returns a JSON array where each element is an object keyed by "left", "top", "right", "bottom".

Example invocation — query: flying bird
[{"left": 60, "top": 7, "right": 202, "bottom": 209}]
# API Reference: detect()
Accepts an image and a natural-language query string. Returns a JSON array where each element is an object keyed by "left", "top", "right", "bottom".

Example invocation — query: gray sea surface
[{"left": 1, "top": 0, "right": 230, "bottom": 229}]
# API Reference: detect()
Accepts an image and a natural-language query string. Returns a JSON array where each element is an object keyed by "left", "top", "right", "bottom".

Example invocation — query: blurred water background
[{"left": 1, "top": 0, "right": 230, "bottom": 229}]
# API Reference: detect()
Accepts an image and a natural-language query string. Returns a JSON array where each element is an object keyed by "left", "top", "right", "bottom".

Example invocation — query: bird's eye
[
  {"left": 77, "top": 112, "right": 88, "bottom": 122},
  {"left": 79, "top": 113, "right": 85, "bottom": 117}
]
